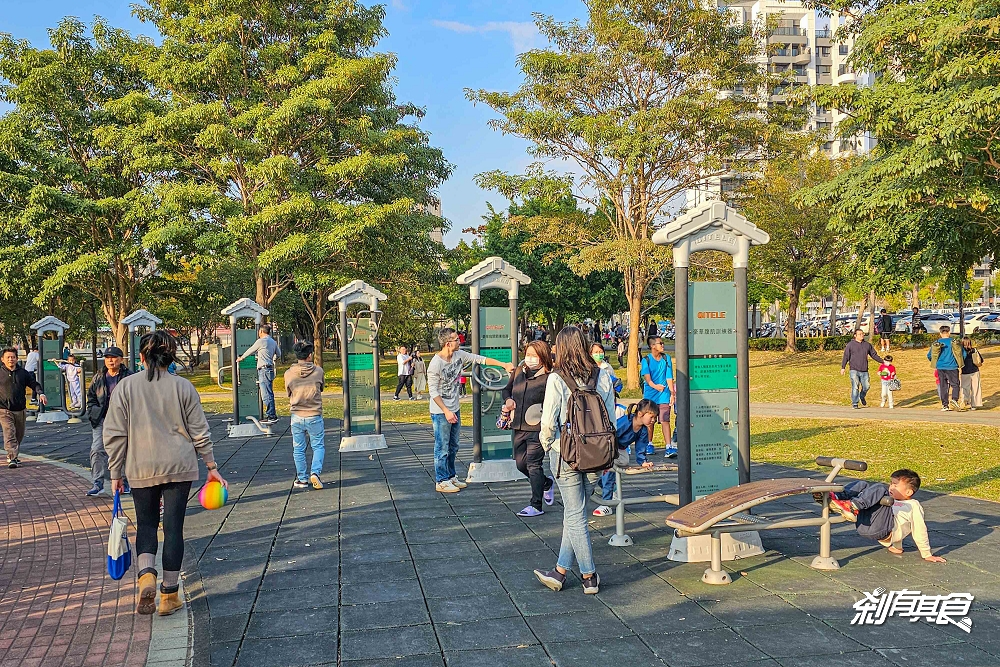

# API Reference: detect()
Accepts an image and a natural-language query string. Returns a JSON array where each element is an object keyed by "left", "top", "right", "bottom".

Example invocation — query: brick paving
[
  {"left": 14, "top": 415, "right": 1000, "bottom": 667},
  {"left": 0, "top": 459, "right": 151, "bottom": 667}
]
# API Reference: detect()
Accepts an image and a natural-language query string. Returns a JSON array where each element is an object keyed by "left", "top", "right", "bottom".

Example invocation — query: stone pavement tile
[
  {"left": 341, "top": 560, "right": 417, "bottom": 583},
  {"left": 341, "top": 578, "right": 424, "bottom": 605},
  {"left": 210, "top": 613, "right": 249, "bottom": 643},
  {"left": 656, "top": 568, "right": 771, "bottom": 600},
  {"left": 340, "top": 624, "right": 439, "bottom": 661},
  {"left": 434, "top": 616, "right": 537, "bottom": 651},
  {"left": 643, "top": 628, "right": 770, "bottom": 666},
  {"left": 734, "top": 620, "right": 865, "bottom": 659},
  {"left": 264, "top": 550, "right": 340, "bottom": 572},
  {"left": 827, "top": 619, "right": 962, "bottom": 650},
  {"left": 426, "top": 594, "right": 520, "bottom": 623},
  {"left": 254, "top": 584, "right": 340, "bottom": 612},
  {"left": 262, "top": 566, "right": 340, "bottom": 590},
  {"left": 409, "top": 542, "right": 482, "bottom": 561},
  {"left": 487, "top": 549, "right": 556, "bottom": 574},
  {"left": 420, "top": 573, "right": 506, "bottom": 598},
  {"left": 402, "top": 528, "right": 472, "bottom": 545},
  {"left": 444, "top": 645, "right": 552, "bottom": 667},
  {"left": 508, "top": 589, "right": 603, "bottom": 617},
  {"left": 340, "top": 600, "right": 430, "bottom": 631},
  {"left": 527, "top": 608, "right": 634, "bottom": 643},
  {"left": 698, "top": 594, "right": 816, "bottom": 627},
  {"left": 545, "top": 636, "right": 665, "bottom": 667},
  {"left": 245, "top": 606, "right": 338, "bottom": 639},
  {"left": 200, "top": 571, "right": 265, "bottom": 596},
  {"left": 205, "top": 592, "right": 258, "bottom": 619},
  {"left": 413, "top": 554, "right": 491, "bottom": 579},
  {"left": 774, "top": 651, "right": 897, "bottom": 667},
  {"left": 341, "top": 544, "right": 413, "bottom": 565},
  {"left": 877, "top": 643, "right": 1000, "bottom": 667},
  {"left": 342, "top": 655, "right": 444, "bottom": 667},
  {"left": 826, "top": 564, "right": 937, "bottom": 592},
  {"left": 210, "top": 641, "right": 238, "bottom": 667},
  {"left": 235, "top": 634, "right": 337, "bottom": 667},
  {"left": 780, "top": 592, "right": 866, "bottom": 621}
]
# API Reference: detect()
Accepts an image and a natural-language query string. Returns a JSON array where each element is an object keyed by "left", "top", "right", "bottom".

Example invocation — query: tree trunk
[
  {"left": 312, "top": 290, "right": 327, "bottom": 368},
  {"left": 868, "top": 290, "right": 877, "bottom": 344},
  {"left": 784, "top": 281, "right": 801, "bottom": 353},
  {"left": 854, "top": 296, "right": 866, "bottom": 332},
  {"left": 90, "top": 303, "right": 99, "bottom": 372},
  {"left": 255, "top": 273, "right": 267, "bottom": 309},
  {"left": 828, "top": 284, "right": 839, "bottom": 337},
  {"left": 624, "top": 270, "right": 649, "bottom": 390},
  {"left": 911, "top": 282, "right": 920, "bottom": 309}
]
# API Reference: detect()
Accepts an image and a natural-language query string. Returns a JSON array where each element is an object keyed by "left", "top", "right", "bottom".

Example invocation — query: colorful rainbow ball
[{"left": 199, "top": 481, "right": 228, "bottom": 510}]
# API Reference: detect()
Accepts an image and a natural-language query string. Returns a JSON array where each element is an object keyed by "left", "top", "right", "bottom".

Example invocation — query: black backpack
[{"left": 556, "top": 367, "right": 617, "bottom": 475}]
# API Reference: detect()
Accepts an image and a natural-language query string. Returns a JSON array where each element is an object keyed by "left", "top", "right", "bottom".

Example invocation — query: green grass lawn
[{"left": 751, "top": 417, "right": 1000, "bottom": 501}]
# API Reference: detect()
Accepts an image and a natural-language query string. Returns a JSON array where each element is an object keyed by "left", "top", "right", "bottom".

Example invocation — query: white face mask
[{"left": 524, "top": 356, "right": 540, "bottom": 370}]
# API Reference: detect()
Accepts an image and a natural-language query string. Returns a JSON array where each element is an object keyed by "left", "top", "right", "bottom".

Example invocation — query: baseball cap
[{"left": 105, "top": 346, "right": 124, "bottom": 358}]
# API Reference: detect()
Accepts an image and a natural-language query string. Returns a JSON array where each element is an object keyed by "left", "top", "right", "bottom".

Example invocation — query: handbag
[
  {"left": 107, "top": 491, "right": 132, "bottom": 580},
  {"left": 888, "top": 378, "right": 901, "bottom": 392}
]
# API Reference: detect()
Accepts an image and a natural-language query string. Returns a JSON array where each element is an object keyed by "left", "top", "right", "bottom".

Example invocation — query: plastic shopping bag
[{"left": 107, "top": 491, "right": 132, "bottom": 580}]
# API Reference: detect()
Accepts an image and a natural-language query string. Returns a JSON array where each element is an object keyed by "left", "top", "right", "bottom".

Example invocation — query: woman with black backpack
[{"left": 533, "top": 326, "right": 623, "bottom": 595}]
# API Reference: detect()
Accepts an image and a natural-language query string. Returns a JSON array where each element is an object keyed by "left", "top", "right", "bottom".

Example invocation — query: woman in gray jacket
[
  {"left": 533, "top": 326, "right": 618, "bottom": 595},
  {"left": 105, "top": 331, "right": 227, "bottom": 616}
]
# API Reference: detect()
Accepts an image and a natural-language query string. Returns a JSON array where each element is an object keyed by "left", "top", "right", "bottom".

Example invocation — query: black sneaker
[
  {"left": 860, "top": 396, "right": 867, "bottom": 406},
  {"left": 533, "top": 568, "right": 566, "bottom": 591},
  {"left": 7, "top": 458, "right": 17, "bottom": 469},
  {"left": 86, "top": 482, "right": 103, "bottom": 496},
  {"left": 582, "top": 573, "right": 601, "bottom": 594}
]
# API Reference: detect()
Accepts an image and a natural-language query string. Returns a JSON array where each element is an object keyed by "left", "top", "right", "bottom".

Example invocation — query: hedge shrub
[{"left": 745, "top": 331, "right": 985, "bottom": 352}]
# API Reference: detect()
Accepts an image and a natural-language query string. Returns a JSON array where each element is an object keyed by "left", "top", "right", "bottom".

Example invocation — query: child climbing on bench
[{"left": 827, "top": 469, "right": 946, "bottom": 563}]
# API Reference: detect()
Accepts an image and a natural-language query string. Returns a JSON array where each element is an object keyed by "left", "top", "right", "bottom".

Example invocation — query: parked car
[
  {"left": 896, "top": 312, "right": 953, "bottom": 333},
  {"left": 967, "top": 312, "right": 1000, "bottom": 333}
]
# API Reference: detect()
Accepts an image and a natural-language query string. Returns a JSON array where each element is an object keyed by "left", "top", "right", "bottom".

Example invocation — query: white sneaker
[
  {"left": 593, "top": 505, "right": 613, "bottom": 516},
  {"left": 435, "top": 480, "right": 460, "bottom": 493},
  {"left": 450, "top": 477, "right": 468, "bottom": 489}
]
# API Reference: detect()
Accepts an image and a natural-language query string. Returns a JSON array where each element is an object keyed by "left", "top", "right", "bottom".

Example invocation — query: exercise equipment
[
  {"left": 219, "top": 298, "right": 271, "bottom": 437},
  {"left": 330, "top": 280, "right": 388, "bottom": 452},
  {"left": 456, "top": 257, "right": 531, "bottom": 483},
  {"left": 664, "top": 456, "right": 867, "bottom": 584},
  {"left": 30, "top": 316, "right": 71, "bottom": 424},
  {"left": 121, "top": 309, "right": 162, "bottom": 372}
]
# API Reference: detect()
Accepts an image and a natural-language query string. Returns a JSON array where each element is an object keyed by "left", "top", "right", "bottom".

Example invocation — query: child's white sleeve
[{"left": 906, "top": 500, "right": 933, "bottom": 559}]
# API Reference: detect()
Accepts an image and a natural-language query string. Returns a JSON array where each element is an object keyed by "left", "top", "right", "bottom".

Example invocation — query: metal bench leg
[
  {"left": 811, "top": 491, "right": 840, "bottom": 571},
  {"left": 702, "top": 531, "right": 732, "bottom": 585},
  {"left": 608, "top": 470, "right": 632, "bottom": 547}
]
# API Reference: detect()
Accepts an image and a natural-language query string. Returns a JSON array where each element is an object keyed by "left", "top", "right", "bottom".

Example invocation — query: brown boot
[
  {"left": 136, "top": 570, "right": 157, "bottom": 615},
  {"left": 158, "top": 586, "right": 183, "bottom": 616}
]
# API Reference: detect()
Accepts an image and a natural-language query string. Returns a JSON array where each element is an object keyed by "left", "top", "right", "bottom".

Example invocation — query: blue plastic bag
[{"left": 107, "top": 491, "right": 132, "bottom": 580}]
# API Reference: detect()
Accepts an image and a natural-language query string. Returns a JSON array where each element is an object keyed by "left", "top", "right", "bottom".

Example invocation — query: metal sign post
[
  {"left": 31, "top": 316, "right": 71, "bottom": 424},
  {"left": 220, "top": 298, "right": 271, "bottom": 437},
  {"left": 330, "top": 280, "right": 388, "bottom": 452},
  {"left": 652, "top": 200, "right": 769, "bottom": 563},
  {"left": 121, "top": 309, "right": 163, "bottom": 372},
  {"left": 456, "top": 257, "right": 531, "bottom": 483}
]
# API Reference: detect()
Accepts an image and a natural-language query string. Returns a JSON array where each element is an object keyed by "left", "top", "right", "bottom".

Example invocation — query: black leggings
[
  {"left": 395, "top": 375, "right": 413, "bottom": 398},
  {"left": 132, "top": 481, "right": 192, "bottom": 572},
  {"left": 513, "top": 430, "right": 552, "bottom": 511}
]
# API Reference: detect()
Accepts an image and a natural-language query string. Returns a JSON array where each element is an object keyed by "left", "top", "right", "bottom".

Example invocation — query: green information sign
[
  {"left": 347, "top": 318, "right": 377, "bottom": 434},
  {"left": 478, "top": 307, "right": 513, "bottom": 460},
  {"left": 235, "top": 327, "right": 261, "bottom": 420},
  {"left": 40, "top": 338, "right": 65, "bottom": 410},
  {"left": 689, "top": 281, "right": 739, "bottom": 498}
]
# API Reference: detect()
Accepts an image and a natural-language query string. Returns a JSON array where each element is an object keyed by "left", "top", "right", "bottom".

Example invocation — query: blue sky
[{"left": 0, "top": 0, "right": 584, "bottom": 248}]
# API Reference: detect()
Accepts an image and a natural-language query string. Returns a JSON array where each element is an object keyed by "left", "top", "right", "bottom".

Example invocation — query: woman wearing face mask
[
  {"left": 590, "top": 342, "right": 623, "bottom": 395},
  {"left": 500, "top": 340, "right": 556, "bottom": 516}
]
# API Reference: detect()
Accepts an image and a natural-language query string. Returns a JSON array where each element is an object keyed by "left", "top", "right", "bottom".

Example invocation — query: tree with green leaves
[
  {"left": 0, "top": 18, "right": 163, "bottom": 348},
  {"left": 469, "top": 0, "right": 798, "bottom": 387},
  {"left": 741, "top": 151, "right": 852, "bottom": 351},
  {"left": 137, "top": 0, "right": 448, "bottom": 310}
]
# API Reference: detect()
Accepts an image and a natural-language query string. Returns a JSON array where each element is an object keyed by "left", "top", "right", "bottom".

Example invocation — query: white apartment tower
[{"left": 688, "top": 0, "right": 875, "bottom": 208}]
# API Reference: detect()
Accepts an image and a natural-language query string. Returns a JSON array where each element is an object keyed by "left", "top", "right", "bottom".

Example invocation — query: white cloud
[{"left": 432, "top": 19, "right": 541, "bottom": 53}]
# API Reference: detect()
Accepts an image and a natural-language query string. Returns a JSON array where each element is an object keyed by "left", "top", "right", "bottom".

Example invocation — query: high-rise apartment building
[{"left": 688, "top": 0, "right": 875, "bottom": 208}]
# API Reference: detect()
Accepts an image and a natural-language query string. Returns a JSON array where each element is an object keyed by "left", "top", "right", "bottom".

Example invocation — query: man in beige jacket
[{"left": 285, "top": 341, "right": 326, "bottom": 489}]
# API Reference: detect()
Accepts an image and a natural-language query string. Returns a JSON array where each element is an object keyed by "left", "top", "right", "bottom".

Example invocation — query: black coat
[
  {"left": 502, "top": 366, "right": 548, "bottom": 432},
  {"left": 0, "top": 365, "right": 42, "bottom": 412},
  {"left": 87, "top": 366, "right": 132, "bottom": 427}
]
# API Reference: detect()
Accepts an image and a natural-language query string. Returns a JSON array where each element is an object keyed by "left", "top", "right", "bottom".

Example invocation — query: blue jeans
[
  {"left": 849, "top": 370, "right": 870, "bottom": 407},
  {"left": 549, "top": 449, "right": 597, "bottom": 576},
  {"left": 431, "top": 413, "right": 462, "bottom": 483},
  {"left": 290, "top": 414, "right": 325, "bottom": 480},
  {"left": 258, "top": 367, "right": 277, "bottom": 419},
  {"left": 597, "top": 469, "right": 616, "bottom": 501}
]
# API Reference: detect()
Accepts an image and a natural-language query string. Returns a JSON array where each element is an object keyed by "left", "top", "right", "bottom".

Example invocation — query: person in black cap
[{"left": 85, "top": 346, "right": 131, "bottom": 496}]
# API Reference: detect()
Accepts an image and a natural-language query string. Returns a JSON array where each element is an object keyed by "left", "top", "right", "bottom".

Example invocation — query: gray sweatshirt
[
  {"left": 841, "top": 340, "right": 884, "bottom": 373},
  {"left": 241, "top": 335, "right": 281, "bottom": 368},
  {"left": 285, "top": 361, "right": 324, "bottom": 417},
  {"left": 103, "top": 372, "right": 215, "bottom": 488}
]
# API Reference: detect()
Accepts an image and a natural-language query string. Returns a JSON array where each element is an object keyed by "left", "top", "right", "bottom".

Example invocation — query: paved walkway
[
  {"left": 14, "top": 416, "right": 1000, "bottom": 667},
  {"left": 0, "top": 459, "right": 151, "bottom": 667},
  {"left": 749, "top": 402, "right": 1000, "bottom": 425}
]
